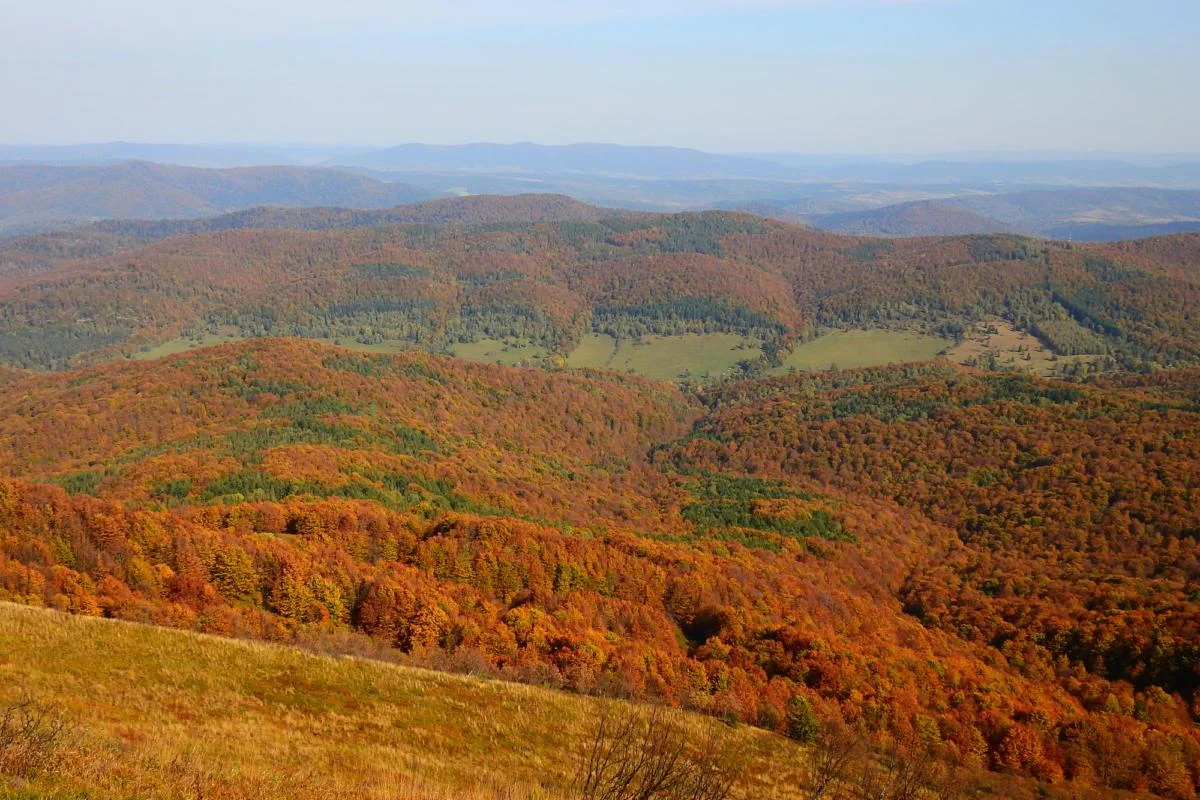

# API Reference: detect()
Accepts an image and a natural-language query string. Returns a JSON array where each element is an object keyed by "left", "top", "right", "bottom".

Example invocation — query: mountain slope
[{"left": 0, "top": 209, "right": 804, "bottom": 368}]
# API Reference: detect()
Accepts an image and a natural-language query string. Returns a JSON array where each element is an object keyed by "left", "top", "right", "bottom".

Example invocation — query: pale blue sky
[{"left": 2, "top": 0, "right": 1196, "bottom": 153}]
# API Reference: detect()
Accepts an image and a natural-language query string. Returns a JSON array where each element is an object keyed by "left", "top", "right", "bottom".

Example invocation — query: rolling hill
[
  {"left": 0, "top": 193, "right": 629, "bottom": 283},
  {"left": 0, "top": 161, "right": 434, "bottom": 235},
  {"left": 1, "top": 195, "right": 1199, "bottom": 799},
  {"left": 0, "top": 198, "right": 1199, "bottom": 375},
  {"left": 90, "top": 192, "right": 632, "bottom": 237}
]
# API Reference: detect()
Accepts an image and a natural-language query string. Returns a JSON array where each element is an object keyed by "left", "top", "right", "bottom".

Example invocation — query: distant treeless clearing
[
  {"left": 130, "top": 325, "right": 1101, "bottom": 382},
  {"left": 450, "top": 337, "right": 551, "bottom": 366},
  {"left": 133, "top": 333, "right": 246, "bottom": 360},
  {"left": 774, "top": 329, "right": 949, "bottom": 373},
  {"left": 567, "top": 332, "right": 762, "bottom": 380}
]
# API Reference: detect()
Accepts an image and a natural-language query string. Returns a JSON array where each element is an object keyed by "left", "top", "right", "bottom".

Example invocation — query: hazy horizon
[
  {"left": 2, "top": 140, "right": 1199, "bottom": 164},
  {"left": 4, "top": 0, "right": 1197, "bottom": 153}
]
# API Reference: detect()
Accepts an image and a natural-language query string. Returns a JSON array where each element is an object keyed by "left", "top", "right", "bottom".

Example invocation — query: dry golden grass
[{"left": 0, "top": 603, "right": 805, "bottom": 800}]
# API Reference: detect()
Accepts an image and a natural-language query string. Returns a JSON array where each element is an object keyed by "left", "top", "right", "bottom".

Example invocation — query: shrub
[
  {"left": 576, "top": 705, "right": 740, "bottom": 800},
  {"left": 0, "top": 698, "right": 76, "bottom": 778}
]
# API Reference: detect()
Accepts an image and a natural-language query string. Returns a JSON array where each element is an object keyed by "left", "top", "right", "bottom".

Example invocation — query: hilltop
[
  {"left": 0, "top": 338, "right": 695, "bottom": 531},
  {"left": 0, "top": 193, "right": 627, "bottom": 284},
  {"left": 92, "top": 192, "right": 631, "bottom": 237}
]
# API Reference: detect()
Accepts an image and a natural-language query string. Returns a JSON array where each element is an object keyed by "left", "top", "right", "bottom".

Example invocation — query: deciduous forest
[{"left": 1, "top": 198, "right": 1199, "bottom": 798}]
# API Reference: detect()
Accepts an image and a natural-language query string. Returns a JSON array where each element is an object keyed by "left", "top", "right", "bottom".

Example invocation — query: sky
[{"left": 2, "top": 0, "right": 1197, "bottom": 154}]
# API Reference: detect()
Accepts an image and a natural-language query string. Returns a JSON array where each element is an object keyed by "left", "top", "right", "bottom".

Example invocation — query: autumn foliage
[{"left": 0, "top": 335, "right": 1197, "bottom": 795}]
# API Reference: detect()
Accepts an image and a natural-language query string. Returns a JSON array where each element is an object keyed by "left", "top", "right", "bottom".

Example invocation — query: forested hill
[
  {"left": 0, "top": 193, "right": 628, "bottom": 283},
  {"left": 0, "top": 194, "right": 1198, "bottom": 372},
  {"left": 90, "top": 192, "right": 632, "bottom": 237},
  {"left": 0, "top": 161, "right": 435, "bottom": 235}
]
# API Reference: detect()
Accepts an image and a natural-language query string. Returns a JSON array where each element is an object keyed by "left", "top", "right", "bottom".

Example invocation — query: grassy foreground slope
[{"left": 0, "top": 602, "right": 801, "bottom": 799}]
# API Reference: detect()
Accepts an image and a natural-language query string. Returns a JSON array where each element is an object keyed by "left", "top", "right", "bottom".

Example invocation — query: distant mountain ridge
[
  {"left": 0, "top": 193, "right": 633, "bottom": 281},
  {"left": 0, "top": 161, "right": 434, "bottom": 235},
  {"left": 0, "top": 142, "right": 365, "bottom": 167},
  {"left": 806, "top": 201, "right": 1014, "bottom": 237},
  {"left": 806, "top": 187, "right": 1200, "bottom": 240},
  {"left": 331, "top": 141, "right": 797, "bottom": 179},
  {"left": 4, "top": 145, "right": 1200, "bottom": 241}
]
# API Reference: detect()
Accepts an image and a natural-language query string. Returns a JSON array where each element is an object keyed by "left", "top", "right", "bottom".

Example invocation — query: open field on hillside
[
  {"left": 769, "top": 324, "right": 1108, "bottom": 378},
  {"left": 450, "top": 338, "right": 551, "bottom": 366},
  {"left": 125, "top": 322, "right": 1110, "bottom": 384},
  {"left": 0, "top": 603, "right": 805, "bottom": 800},
  {"left": 774, "top": 329, "right": 949, "bottom": 373},
  {"left": 567, "top": 333, "right": 762, "bottom": 380},
  {"left": 945, "top": 317, "right": 1105, "bottom": 377},
  {"left": 564, "top": 334, "right": 620, "bottom": 369}
]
